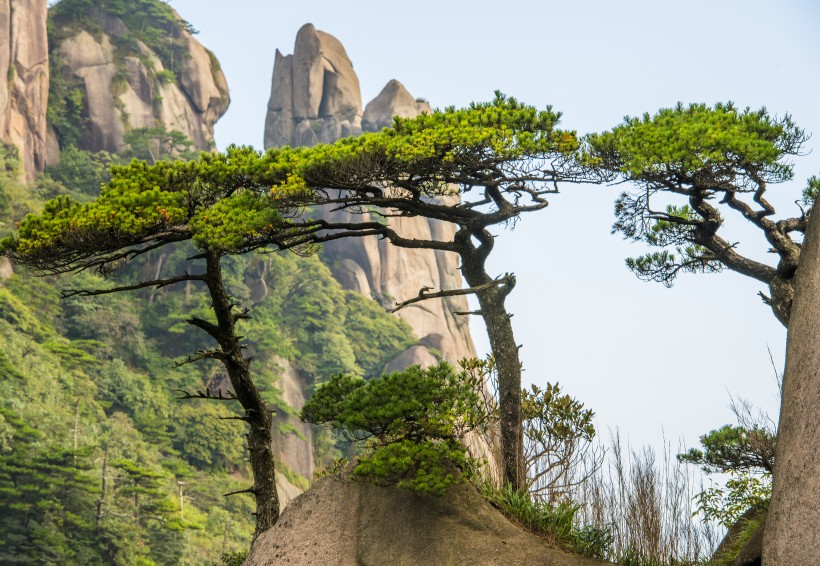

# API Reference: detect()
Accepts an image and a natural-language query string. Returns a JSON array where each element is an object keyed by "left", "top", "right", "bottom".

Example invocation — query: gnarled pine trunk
[{"left": 202, "top": 250, "right": 279, "bottom": 539}]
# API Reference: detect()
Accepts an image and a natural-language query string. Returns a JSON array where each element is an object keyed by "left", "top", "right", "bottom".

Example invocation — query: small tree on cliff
[
  {"left": 0, "top": 148, "right": 312, "bottom": 539},
  {"left": 270, "top": 94, "right": 586, "bottom": 490},
  {"left": 583, "top": 102, "right": 813, "bottom": 326}
]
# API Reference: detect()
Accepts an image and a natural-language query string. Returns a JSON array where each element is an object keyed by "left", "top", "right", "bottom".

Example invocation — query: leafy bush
[
  {"left": 301, "top": 363, "right": 491, "bottom": 495},
  {"left": 679, "top": 402, "right": 775, "bottom": 528}
]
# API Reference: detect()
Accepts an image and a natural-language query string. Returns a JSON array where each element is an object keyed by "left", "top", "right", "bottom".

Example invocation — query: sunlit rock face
[
  {"left": 264, "top": 24, "right": 476, "bottom": 369},
  {"left": 264, "top": 23, "right": 362, "bottom": 149},
  {"left": 245, "top": 473, "right": 611, "bottom": 566},
  {"left": 49, "top": 2, "right": 229, "bottom": 155},
  {"left": 0, "top": 0, "right": 49, "bottom": 181}
]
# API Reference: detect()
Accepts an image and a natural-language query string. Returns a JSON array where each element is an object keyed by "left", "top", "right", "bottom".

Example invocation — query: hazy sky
[{"left": 173, "top": 0, "right": 819, "bottom": 453}]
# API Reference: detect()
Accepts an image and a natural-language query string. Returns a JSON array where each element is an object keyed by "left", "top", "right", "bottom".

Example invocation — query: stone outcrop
[
  {"left": 264, "top": 23, "right": 362, "bottom": 149},
  {"left": 264, "top": 24, "right": 475, "bottom": 369},
  {"left": 0, "top": 0, "right": 49, "bottom": 181},
  {"left": 269, "top": 356, "right": 314, "bottom": 481},
  {"left": 362, "top": 79, "right": 431, "bottom": 132},
  {"left": 246, "top": 473, "right": 610, "bottom": 566},
  {"left": 49, "top": 3, "right": 229, "bottom": 155},
  {"left": 763, "top": 208, "right": 820, "bottom": 564}
]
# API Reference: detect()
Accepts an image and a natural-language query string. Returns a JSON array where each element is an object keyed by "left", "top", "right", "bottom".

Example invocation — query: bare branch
[
  {"left": 172, "top": 348, "right": 227, "bottom": 368},
  {"left": 391, "top": 274, "right": 514, "bottom": 312},
  {"left": 174, "top": 388, "right": 239, "bottom": 402},
  {"left": 61, "top": 273, "right": 205, "bottom": 298},
  {"left": 223, "top": 486, "right": 257, "bottom": 497}
]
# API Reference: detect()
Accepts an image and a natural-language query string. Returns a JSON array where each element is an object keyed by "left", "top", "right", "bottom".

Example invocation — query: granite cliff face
[
  {"left": 0, "top": 0, "right": 49, "bottom": 181},
  {"left": 48, "top": 1, "right": 229, "bottom": 155},
  {"left": 264, "top": 24, "right": 475, "bottom": 368}
]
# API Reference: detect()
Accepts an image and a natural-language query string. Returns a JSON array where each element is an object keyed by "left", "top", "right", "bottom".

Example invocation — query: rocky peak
[
  {"left": 0, "top": 0, "right": 49, "bottom": 181},
  {"left": 264, "top": 25, "right": 476, "bottom": 369},
  {"left": 48, "top": 0, "right": 229, "bottom": 155},
  {"left": 362, "top": 79, "right": 431, "bottom": 132},
  {"left": 264, "top": 23, "right": 362, "bottom": 148}
]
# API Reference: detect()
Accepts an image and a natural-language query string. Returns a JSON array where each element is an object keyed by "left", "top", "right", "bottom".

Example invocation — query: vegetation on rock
[{"left": 301, "top": 363, "right": 492, "bottom": 495}]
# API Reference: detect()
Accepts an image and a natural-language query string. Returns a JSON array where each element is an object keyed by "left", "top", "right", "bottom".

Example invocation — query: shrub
[{"left": 301, "top": 363, "right": 491, "bottom": 495}]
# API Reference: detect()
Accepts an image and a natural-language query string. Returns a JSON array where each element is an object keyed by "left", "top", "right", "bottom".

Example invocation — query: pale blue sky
[{"left": 174, "top": 0, "right": 819, "bottom": 452}]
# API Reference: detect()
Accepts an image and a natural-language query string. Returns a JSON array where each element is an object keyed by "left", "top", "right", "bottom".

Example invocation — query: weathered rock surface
[
  {"left": 0, "top": 256, "right": 12, "bottom": 280},
  {"left": 246, "top": 474, "right": 609, "bottom": 566},
  {"left": 50, "top": 5, "right": 229, "bottom": 154},
  {"left": 264, "top": 23, "right": 362, "bottom": 149},
  {"left": 269, "top": 356, "right": 314, "bottom": 481},
  {"left": 362, "top": 79, "right": 431, "bottom": 132},
  {"left": 264, "top": 24, "right": 475, "bottom": 369},
  {"left": 0, "top": 0, "right": 48, "bottom": 181},
  {"left": 763, "top": 208, "right": 820, "bottom": 564}
]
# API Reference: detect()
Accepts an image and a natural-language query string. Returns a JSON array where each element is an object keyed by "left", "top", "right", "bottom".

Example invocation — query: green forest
[{"left": 1, "top": 0, "right": 818, "bottom": 565}]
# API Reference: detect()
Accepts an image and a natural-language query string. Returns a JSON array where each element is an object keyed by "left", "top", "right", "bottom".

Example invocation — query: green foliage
[
  {"left": 585, "top": 102, "right": 810, "bottom": 292},
  {"left": 155, "top": 69, "right": 177, "bottom": 85},
  {"left": 804, "top": 175, "right": 819, "bottom": 206},
  {"left": 521, "top": 380, "right": 598, "bottom": 499},
  {"left": 478, "top": 481, "right": 606, "bottom": 555},
  {"left": 680, "top": 423, "right": 774, "bottom": 528},
  {"left": 711, "top": 509, "right": 767, "bottom": 566},
  {"left": 301, "top": 363, "right": 489, "bottom": 495},
  {"left": 50, "top": 0, "right": 196, "bottom": 75},
  {"left": 46, "top": 50, "right": 88, "bottom": 149},
  {"left": 213, "top": 550, "right": 248, "bottom": 566},
  {"left": 1, "top": 147, "right": 312, "bottom": 261},
  {"left": 169, "top": 404, "right": 245, "bottom": 473},
  {"left": 122, "top": 127, "right": 197, "bottom": 163},
  {"left": 42, "top": 147, "right": 119, "bottom": 199},
  {"left": 283, "top": 92, "right": 578, "bottom": 198},
  {"left": 341, "top": 292, "right": 414, "bottom": 377},
  {"left": 584, "top": 102, "right": 800, "bottom": 180},
  {"left": 694, "top": 472, "right": 770, "bottom": 528},
  {"left": 677, "top": 424, "right": 775, "bottom": 475}
]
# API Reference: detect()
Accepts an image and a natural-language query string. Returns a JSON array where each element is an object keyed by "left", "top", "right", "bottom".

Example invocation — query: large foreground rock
[
  {"left": 0, "top": 0, "right": 48, "bottom": 181},
  {"left": 246, "top": 475, "right": 609, "bottom": 566},
  {"left": 763, "top": 209, "right": 820, "bottom": 563}
]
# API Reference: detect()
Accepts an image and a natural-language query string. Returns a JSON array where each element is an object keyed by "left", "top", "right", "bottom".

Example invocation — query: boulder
[
  {"left": 245, "top": 474, "right": 610, "bottom": 566},
  {"left": 0, "top": 0, "right": 49, "bottom": 181}
]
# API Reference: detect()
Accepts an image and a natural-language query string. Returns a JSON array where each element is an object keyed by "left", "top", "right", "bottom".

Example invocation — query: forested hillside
[{"left": 0, "top": 1, "right": 416, "bottom": 562}]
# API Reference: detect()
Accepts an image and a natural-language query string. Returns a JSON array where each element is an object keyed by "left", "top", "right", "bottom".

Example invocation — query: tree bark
[
  {"left": 202, "top": 250, "right": 279, "bottom": 540},
  {"left": 763, "top": 210, "right": 820, "bottom": 564},
  {"left": 460, "top": 241, "right": 524, "bottom": 490}
]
